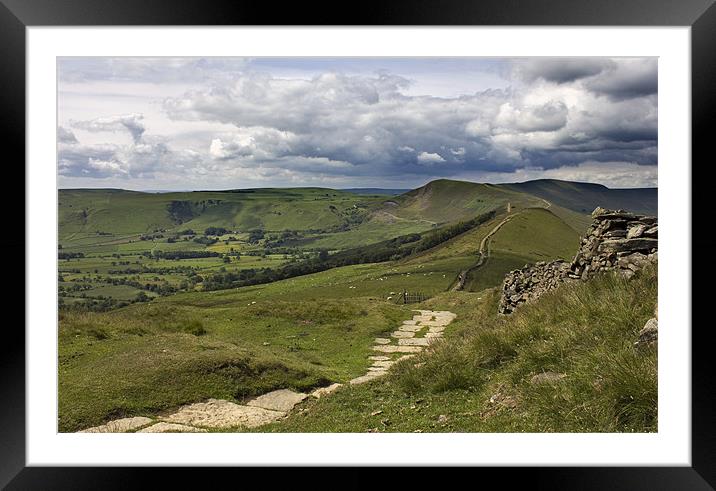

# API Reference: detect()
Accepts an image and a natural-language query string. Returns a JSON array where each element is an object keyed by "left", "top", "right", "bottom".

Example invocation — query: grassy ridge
[
  {"left": 488, "top": 208, "right": 579, "bottom": 261},
  {"left": 256, "top": 264, "right": 657, "bottom": 433},
  {"left": 501, "top": 179, "right": 658, "bottom": 216},
  {"left": 387, "top": 179, "right": 544, "bottom": 223},
  {"left": 464, "top": 208, "right": 580, "bottom": 293}
]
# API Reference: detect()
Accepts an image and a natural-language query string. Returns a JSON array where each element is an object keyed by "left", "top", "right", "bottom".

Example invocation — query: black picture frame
[{"left": 4, "top": 0, "right": 714, "bottom": 487}]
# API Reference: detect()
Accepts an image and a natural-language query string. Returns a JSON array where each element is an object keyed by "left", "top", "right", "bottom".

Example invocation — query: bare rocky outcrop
[{"left": 498, "top": 207, "right": 657, "bottom": 314}]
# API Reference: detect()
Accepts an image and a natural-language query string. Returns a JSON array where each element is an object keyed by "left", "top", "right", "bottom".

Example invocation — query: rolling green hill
[
  {"left": 382, "top": 179, "right": 544, "bottom": 224},
  {"left": 58, "top": 187, "right": 384, "bottom": 240},
  {"left": 464, "top": 208, "right": 580, "bottom": 292},
  {"left": 59, "top": 179, "right": 656, "bottom": 249},
  {"left": 57, "top": 178, "right": 658, "bottom": 433}
]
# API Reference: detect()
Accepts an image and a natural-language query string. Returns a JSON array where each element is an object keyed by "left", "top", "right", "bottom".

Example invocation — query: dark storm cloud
[
  {"left": 59, "top": 57, "right": 657, "bottom": 188},
  {"left": 586, "top": 59, "right": 658, "bottom": 100},
  {"left": 517, "top": 58, "right": 614, "bottom": 84}
]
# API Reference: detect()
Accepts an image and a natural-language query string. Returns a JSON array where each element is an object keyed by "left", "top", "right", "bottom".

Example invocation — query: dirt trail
[
  {"left": 452, "top": 213, "right": 518, "bottom": 291},
  {"left": 78, "top": 309, "right": 456, "bottom": 433},
  {"left": 452, "top": 198, "right": 553, "bottom": 292}
]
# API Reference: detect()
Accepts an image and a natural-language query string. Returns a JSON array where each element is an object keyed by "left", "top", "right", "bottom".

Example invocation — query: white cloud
[
  {"left": 72, "top": 113, "right": 146, "bottom": 143},
  {"left": 417, "top": 152, "right": 446, "bottom": 164},
  {"left": 493, "top": 100, "right": 569, "bottom": 133},
  {"left": 57, "top": 126, "right": 78, "bottom": 144},
  {"left": 57, "top": 58, "right": 658, "bottom": 189}
]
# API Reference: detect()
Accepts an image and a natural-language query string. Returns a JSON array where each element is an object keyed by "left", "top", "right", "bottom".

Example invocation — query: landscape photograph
[{"left": 57, "top": 56, "right": 658, "bottom": 434}]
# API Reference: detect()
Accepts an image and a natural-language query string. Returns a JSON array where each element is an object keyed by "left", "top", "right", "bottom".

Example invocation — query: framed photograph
[{"left": 6, "top": 0, "right": 714, "bottom": 486}]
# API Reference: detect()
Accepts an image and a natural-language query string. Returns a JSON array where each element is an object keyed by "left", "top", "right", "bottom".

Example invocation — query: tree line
[{"left": 202, "top": 210, "right": 496, "bottom": 291}]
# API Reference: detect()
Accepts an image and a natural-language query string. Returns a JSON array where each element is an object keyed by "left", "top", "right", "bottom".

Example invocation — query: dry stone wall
[{"left": 498, "top": 207, "right": 658, "bottom": 314}]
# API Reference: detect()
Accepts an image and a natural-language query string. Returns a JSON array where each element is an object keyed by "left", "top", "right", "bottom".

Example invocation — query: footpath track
[{"left": 78, "top": 310, "right": 457, "bottom": 433}]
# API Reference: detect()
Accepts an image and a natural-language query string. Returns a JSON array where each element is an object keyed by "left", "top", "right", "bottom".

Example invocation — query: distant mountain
[
  {"left": 498, "top": 179, "right": 657, "bottom": 215},
  {"left": 340, "top": 188, "right": 409, "bottom": 196}
]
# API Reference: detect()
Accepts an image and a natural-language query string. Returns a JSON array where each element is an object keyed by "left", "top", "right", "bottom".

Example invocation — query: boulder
[
  {"left": 626, "top": 224, "right": 647, "bottom": 239},
  {"left": 598, "top": 238, "right": 658, "bottom": 254},
  {"left": 635, "top": 318, "right": 658, "bottom": 348}
]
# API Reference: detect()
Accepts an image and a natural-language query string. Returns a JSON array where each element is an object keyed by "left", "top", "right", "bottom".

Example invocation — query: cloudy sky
[{"left": 57, "top": 57, "right": 657, "bottom": 190}]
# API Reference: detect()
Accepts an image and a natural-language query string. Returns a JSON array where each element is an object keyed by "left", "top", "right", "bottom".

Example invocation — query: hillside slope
[
  {"left": 257, "top": 264, "right": 657, "bottom": 433},
  {"left": 461, "top": 208, "right": 580, "bottom": 293},
  {"left": 384, "top": 179, "right": 544, "bottom": 224},
  {"left": 59, "top": 188, "right": 385, "bottom": 239},
  {"left": 59, "top": 179, "right": 655, "bottom": 248}
]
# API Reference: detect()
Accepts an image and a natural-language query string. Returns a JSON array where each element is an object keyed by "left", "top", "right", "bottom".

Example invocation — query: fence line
[{"left": 399, "top": 290, "right": 427, "bottom": 304}]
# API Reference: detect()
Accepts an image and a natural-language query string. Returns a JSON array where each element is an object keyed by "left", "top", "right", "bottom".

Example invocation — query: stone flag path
[
  {"left": 349, "top": 310, "right": 457, "bottom": 385},
  {"left": 79, "top": 309, "right": 455, "bottom": 433}
]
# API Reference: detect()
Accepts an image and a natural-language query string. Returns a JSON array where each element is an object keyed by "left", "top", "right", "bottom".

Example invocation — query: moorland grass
[{"left": 256, "top": 264, "right": 657, "bottom": 433}]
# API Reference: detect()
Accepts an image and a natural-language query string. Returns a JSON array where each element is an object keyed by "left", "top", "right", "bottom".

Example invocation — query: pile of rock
[
  {"left": 498, "top": 260, "right": 571, "bottom": 314},
  {"left": 498, "top": 207, "right": 657, "bottom": 314},
  {"left": 569, "top": 207, "right": 657, "bottom": 281}
]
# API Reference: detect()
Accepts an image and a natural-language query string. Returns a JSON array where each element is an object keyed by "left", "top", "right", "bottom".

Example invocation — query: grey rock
[
  {"left": 246, "top": 389, "right": 309, "bottom": 412},
  {"left": 626, "top": 224, "right": 647, "bottom": 239},
  {"left": 635, "top": 318, "right": 658, "bottom": 348},
  {"left": 598, "top": 238, "right": 658, "bottom": 254}
]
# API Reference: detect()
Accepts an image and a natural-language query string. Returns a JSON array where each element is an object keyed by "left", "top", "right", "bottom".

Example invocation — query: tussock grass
[{"left": 264, "top": 264, "right": 657, "bottom": 433}]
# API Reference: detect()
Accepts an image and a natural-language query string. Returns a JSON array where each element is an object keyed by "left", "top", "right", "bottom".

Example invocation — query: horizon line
[{"left": 56, "top": 177, "right": 659, "bottom": 193}]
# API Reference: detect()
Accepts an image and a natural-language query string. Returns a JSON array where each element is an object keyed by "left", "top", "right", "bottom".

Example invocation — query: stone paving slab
[
  {"left": 372, "top": 345, "right": 424, "bottom": 353},
  {"left": 138, "top": 422, "right": 206, "bottom": 433},
  {"left": 399, "top": 325, "right": 423, "bottom": 332},
  {"left": 80, "top": 417, "right": 154, "bottom": 433},
  {"left": 311, "top": 383, "right": 343, "bottom": 398},
  {"left": 164, "top": 399, "right": 285, "bottom": 429},
  {"left": 398, "top": 338, "right": 430, "bottom": 346},
  {"left": 247, "top": 389, "right": 309, "bottom": 412},
  {"left": 79, "top": 310, "right": 456, "bottom": 433},
  {"left": 391, "top": 331, "right": 415, "bottom": 338},
  {"left": 349, "top": 372, "right": 386, "bottom": 385}
]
